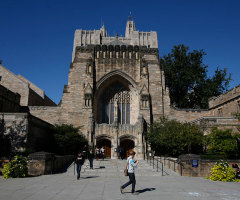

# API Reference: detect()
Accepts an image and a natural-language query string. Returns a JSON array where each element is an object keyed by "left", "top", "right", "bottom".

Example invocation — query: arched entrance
[
  {"left": 96, "top": 138, "right": 111, "bottom": 158},
  {"left": 120, "top": 139, "right": 134, "bottom": 158}
]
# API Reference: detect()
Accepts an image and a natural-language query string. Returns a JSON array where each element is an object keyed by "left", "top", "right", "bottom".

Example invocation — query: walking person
[
  {"left": 95, "top": 147, "right": 100, "bottom": 160},
  {"left": 75, "top": 152, "right": 85, "bottom": 180},
  {"left": 120, "top": 151, "right": 139, "bottom": 195},
  {"left": 82, "top": 145, "right": 88, "bottom": 159},
  {"left": 100, "top": 146, "right": 105, "bottom": 160},
  {"left": 88, "top": 149, "right": 94, "bottom": 169}
]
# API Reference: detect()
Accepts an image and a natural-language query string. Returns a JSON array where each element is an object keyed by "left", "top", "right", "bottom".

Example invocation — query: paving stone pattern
[{"left": 0, "top": 159, "right": 240, "bottom": 200}]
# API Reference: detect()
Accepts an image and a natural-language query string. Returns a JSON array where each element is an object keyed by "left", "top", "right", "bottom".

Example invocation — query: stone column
[{"left": 87, "top": 113, "right": 94, "bottom": 147}]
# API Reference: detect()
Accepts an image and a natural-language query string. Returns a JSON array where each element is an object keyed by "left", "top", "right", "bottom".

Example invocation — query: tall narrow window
[
  {"left": 102, "top": 103, "right": 105, "bottom": 123},
  {"left": 106, "top": 103, "right": 109, "bottom": 123},
  {"left": 110, "top": 103, "right": 114, "bottom": 124},
  {"left": 118, "top": 103, "right": 121, "bottom": 124},
  {"left": 126, "top": 103, "right": 130, "bottom": 124},
  {"left": 218, "top": 108, "right": 223, "bottom": 117},
  {"left": 122, "top": 103, "right": 126, "bottom": 124}
]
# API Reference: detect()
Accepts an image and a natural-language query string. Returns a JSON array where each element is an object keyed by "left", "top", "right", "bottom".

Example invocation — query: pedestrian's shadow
[
  {"left": 136, "top": 188, "right": 156, "bottom": 193},
  {"left": 82, "top": 176, "right": 99, "bottom": 179},
  {"left": 94, "top": 166, "right": 105, "bottom": 169}
]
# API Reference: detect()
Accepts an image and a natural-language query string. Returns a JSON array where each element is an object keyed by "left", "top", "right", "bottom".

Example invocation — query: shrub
[
  {"left": 147, "top": 117, "right": 204, "bottom": 157},
  {"left": 205, "top": 128, "right": 240, "bottom": 158},
  {"left": 208, "top": 160, "right": 240, "bottom": 182},
  {"left": 52, "top": 124, "right": 88, "bottom": 155},
  {"left": 2, "top": 155, "right": 28, "bottom": 178}
]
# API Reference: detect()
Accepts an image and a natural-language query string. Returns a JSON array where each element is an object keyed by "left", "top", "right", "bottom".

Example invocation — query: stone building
[
  {"left": 1, "top": 17, "right": 239, "bottom": 158},
  {"left": 29, "top": 17, "right": 171, "bottom": 159}
]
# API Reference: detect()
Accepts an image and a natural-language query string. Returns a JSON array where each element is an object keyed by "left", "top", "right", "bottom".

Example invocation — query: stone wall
[
  {"left": 29, "top": 106, "right": 59, "bottom": 125},
  {"left": 0, "top": 65, "right": 56, "bottom": 107},
  {"left": 0, "top": 112, "right": 54, "bottom": 153},
  {"left": 193, "top": 117, "right": 240, "bottom": 134},
  {"left": 0, "top": 85, "right": 21, "bottom": 112},
  {"left": 168, "top": 106, "right": 210, "bottom": 122},
  {"left": 157, "top": 156, "right": 240, "bottom": 177},
  {"left": 27, "top": 155, "right": 74, "bottom": 176},
  {"left": 0, "top": 65, "right": 29, "bottom": 106}
]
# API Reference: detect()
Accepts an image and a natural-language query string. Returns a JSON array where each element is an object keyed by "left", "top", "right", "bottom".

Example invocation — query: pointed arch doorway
[
  {"left": 96, "top": 138, "right": 111, "bottom": 158},
  {"left": 120, "top": 139, "right": 134, "bottom": 158}
]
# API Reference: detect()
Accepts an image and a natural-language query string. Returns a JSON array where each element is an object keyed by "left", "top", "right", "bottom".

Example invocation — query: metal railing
[
  {"left": 146, "top": 153, "right": 169, "bottom": 176},
  {"left": 146, "top": 153, "right": 184, "bottom": 176}
]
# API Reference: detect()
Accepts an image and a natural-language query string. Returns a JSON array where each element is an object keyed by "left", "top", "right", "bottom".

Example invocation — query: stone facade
[{"left": 0, "top": 85, "right": 21, "bottom": 112}]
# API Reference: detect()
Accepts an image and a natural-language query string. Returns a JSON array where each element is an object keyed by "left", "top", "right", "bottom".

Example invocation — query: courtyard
[{"left": 0, "top": 159, "right": 240, "bottom": 200}]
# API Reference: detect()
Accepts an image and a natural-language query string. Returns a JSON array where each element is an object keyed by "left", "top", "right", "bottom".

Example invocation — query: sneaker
[
  {"left": 120, "top": 187, "right": 123, "bottom": 194},
  {"left": 132, "top": 192, "right": 139, "bottom": 195}
]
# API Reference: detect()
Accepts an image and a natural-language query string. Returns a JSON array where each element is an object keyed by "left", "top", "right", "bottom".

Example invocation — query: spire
[
  {"left": 100, "top": 21, "right": 107, "bottom": 37},
  {"left": 125, "top": 13, "right": 136, "bottom": 38},
  {"left": 129, "top": 12, "right": 133, "bottom": 21}
]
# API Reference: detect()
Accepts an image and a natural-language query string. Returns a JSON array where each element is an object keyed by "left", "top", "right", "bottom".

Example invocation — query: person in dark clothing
[
  {"left": 75, "top": 152, "right": 85, "bottom": 180},
  {"left": 82, "top": 145, "right": 88, "bottom": 159},
  {"left": 88, "top": 149, "right": 94, "bottom": 169}
]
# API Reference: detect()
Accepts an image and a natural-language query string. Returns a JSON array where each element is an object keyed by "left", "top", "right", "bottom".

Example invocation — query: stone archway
[
  {"left": 96, "top": 137, "right": 112, "bottom": 158},
  {"left": 120, "top": 139, "right": 134, "bottom": 158}
]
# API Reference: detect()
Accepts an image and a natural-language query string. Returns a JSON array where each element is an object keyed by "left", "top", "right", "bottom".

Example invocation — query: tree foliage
[
  {"left": 147, "top": 118, "right": 204, "bottom": 157},
  {"left": 160, "top": 44, "right": 231, "bottom": 109},
  {"left": 51, "top": 124, "right": 88, "bottom": 155},
  {"left": 204, "top": 128, "right": 240, "bottom": 158}
]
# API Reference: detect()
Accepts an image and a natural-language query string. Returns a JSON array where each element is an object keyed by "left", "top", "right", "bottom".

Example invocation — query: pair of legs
[
  {"left": 89, "top": 158, "right": 93, "bottom": 169},
  {"left": 121, "top": 173, "right": 136, "bottom": 193},
  {"left": 76, "top": 164, "right": 82, "bottom": 179}
]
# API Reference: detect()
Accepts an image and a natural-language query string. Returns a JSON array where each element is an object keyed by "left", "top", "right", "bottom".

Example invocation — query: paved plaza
[{"left": 0, "top": 159, "right": 240, "bottom": 200}]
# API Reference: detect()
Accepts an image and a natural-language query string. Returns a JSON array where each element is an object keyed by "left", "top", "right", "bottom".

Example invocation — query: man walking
[
  {"left": 75, "top": 152, "right": 85, "bottom": 180},
  {"left": 88, "top": 148, "right": 94, "bottom": 169},
  {"left": 120, "top": 151, "right": 139, "bottom": 195}
]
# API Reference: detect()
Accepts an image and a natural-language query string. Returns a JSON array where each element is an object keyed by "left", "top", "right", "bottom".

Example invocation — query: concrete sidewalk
[{"left": 0, "top": 159, "right": 240, "bottom": 200}]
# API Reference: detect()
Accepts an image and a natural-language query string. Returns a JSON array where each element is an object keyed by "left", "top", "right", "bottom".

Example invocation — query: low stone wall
[
  {"left": 159, "top": 156, "right": 240, "bottom": 177},
  {"left": 28, "top": 155, "right": 74, "bottom": 176},
  {"left": 179, "top": 160, "right": 240, "bottom": 177}
]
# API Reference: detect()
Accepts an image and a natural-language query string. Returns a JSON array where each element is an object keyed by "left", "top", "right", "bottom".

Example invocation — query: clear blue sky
[{"left": 0, "top": 0, "right": 239, "bottom": 104}]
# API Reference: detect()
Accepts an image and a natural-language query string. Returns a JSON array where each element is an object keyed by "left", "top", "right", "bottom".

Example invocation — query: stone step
[{"left": 67, "top": 159, "right": 179, "bottom": 177}]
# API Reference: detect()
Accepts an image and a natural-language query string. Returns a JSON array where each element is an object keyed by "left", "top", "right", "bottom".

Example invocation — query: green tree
[
  {"left": 52, "top": 124, "right": 88, "bottom": 155},
  {"left": 205, "top": 128, "right": 240, "bottom": 158},
  {"left": 160, "top": 44, "right": 231, "bottom": 109},
  {"left": 147, "top": 117, "right": 204, "bottom": 157}
]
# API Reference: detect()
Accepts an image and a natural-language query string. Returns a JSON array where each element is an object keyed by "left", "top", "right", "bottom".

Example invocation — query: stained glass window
[{"left": 101, "top": 82, "right": 130, "bottom": 124}]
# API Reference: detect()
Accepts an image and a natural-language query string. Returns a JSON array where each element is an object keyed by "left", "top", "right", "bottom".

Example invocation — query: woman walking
[{"left": 120, "top": 151, "right": 139, "bottom": 195}]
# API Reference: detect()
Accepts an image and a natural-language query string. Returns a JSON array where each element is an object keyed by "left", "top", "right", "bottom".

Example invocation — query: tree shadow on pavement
[{"left": 136, "top": 188, "right": 156, "bottom": 193}]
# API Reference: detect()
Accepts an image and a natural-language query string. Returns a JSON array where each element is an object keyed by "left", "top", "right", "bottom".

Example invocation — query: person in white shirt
[
  {"left": 120, "top": 151, "right": 139, "bottom": 195},
  {"left": 100, "top": 147, "right": 105, "bottom": 160}
]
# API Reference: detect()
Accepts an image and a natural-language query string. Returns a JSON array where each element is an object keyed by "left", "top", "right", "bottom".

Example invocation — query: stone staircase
[{"left": 66, "top": 159, "right": 179, "bottom": 177}]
